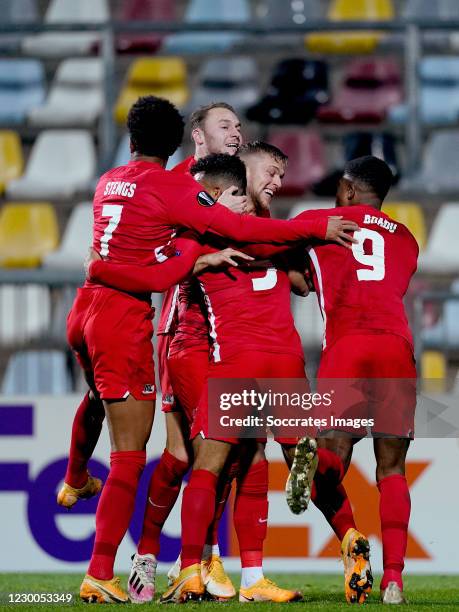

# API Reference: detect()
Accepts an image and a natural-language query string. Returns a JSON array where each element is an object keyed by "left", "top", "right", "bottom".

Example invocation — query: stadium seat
[
  {"left": 22, "top": 0, "right": 109, "bottom": 58},
  {"left": 403, "top": 131, "right": 459, "bottom": 193},
  {"left": 317, "top": 58, "right": 402, "bottom": 124},
  {"left": 292, "top": 294, "right": 324, "bottom": 347},
  {"left": 382, "top": 202, "right": 427, "bottom": 250},
  {"left": 306, "top": 0, "right": 394, "bottom": 54},
  {"left": 0, "top": 285, "right": 51, "bottom": 345},
  {"left": 0, "top": 131, "right": 23, "bottom": 194},
  {"left": 389, "top": 57, "right": 459, "bottom": 126},
  {"left": 0, "top": 0, "right": 38, "bottom": 52},
  {"left": 28, "top": 59, "right": 103, "bottom": 128},
  {"left": 116, "top": 0, "right": 176, "bottom": 54},
  {"left": 246, "top": 59, "right": 329, "bottom": 125},
  {"left": 0, "top": 59, "right": 45, "bottom": 125},
  {"left": 115, "top": 58, "right": 189, "bottom": 124},
  {"left": 422, "top": 281, "right": 459, "bottom": 352},
  {"left": 404, "top": 0, "right": 459, "bottom": 18},
  {"left": 421, "top": 351, "right": 447, "bottom": 392},
  {"left": 6, "top": 130, "right": 96, "bottom": 200},
  {"left": 188, "top": 57, "right": 258, "bottom": 113},
  {"left": 418, "top": 204, "right": 459, "bottom": 274},
  {"left": 0, "top": 203, "right": 59, "bottom": 268},
  {"left": 343, "top": 132, "right": 400, "bottom": 182},
  {"left": 1, "top": 350, "right": 72, "bottom": 395},
  {"left": 258, "top": 0, "right": 322, "bottom": 23},
  {"left": 268, "top": 130, "right": 326, "bottom": 196},
  {"left": 43, "top": 202, "right": 92, "bottom": 269},
  {"left": 163, "top": 0, "right": 249, "bottom": 54}
]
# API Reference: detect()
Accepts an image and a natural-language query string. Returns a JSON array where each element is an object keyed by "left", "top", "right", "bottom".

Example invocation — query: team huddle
[{"left": 58, "top": 97, "right": 418, "bottom": 606}]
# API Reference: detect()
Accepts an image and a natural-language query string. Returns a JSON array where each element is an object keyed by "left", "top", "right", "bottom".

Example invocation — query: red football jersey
[
  {"left": 156, "top": 155, "right": 209, "bottom": 351},
  {"left": 198, "top": 263, "right": 304, "bottom": 363},
  {"left": 168, "top": 278, "right": 210, "bottom": 357},
  {"left": 90, "top": 159, "right": 324, "bottom": 274},
  {"left": 170, "top": 155, "right": 195, "bottom": 175},
  {"left": 295, "top": 204, "right": 418, "bottom": 350}
]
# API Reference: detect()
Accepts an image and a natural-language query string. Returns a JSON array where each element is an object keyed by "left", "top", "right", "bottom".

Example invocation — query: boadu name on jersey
[{"left": 363, "top": 213, "right": 398, "bottom": 233}]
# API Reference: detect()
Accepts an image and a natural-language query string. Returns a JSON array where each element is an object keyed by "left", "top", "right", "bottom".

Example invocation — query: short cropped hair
[
  {"left": 189, "top": 102, "right": 238, "bottom": 131},
  {"left": 190, "top": 153, "right": 247, "bottom": 194},
  {"left": 238, "top": 141, "right": 288, "bottom": 165},
  {"left": 344, "top": 155, "right": 393, "bottom": 202},
  {"left": 127, "top": 95, "right": 184, "bottom": 159}
]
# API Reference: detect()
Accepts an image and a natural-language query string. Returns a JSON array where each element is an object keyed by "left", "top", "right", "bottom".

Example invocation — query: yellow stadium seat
[
  {"left": 382, "top": 202, "right": 427, "bottom": 250},
  {"left": 0, "top": 131, "right": 24, "bottom": 194},
  {"left": 306, "top": 0, "right": 394, "bottom": 54},
  {"left": 421, "top": 350, "right": 446, "bottom": 393},
  {"left": 128, "top": 58, "right": 187, "bottom": 86},
  {"left": 114, "top": 57, "right": 189, "bottom": 125},
  {"left": 0, "top": 203, "right": 59, "bottom": 268}
]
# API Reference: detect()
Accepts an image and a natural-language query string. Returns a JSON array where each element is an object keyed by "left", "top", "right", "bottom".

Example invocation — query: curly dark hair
[
  {"left": 190, "top": 153, "right": 247, "bottom": 194},
  {"left": 344, "top": 155, "right": 393, "bottom": 202},
  {"left": 127, "top": 95, "right": 185, "bottom": 159}
]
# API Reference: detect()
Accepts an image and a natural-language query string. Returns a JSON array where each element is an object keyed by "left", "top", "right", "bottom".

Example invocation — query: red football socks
[
  {"left": 234, "top": 460, "right": 269, "bottom": 568},
  {"left": 138, "top": 449, "right": 189, "bottom": 556},
  {"left": 312, "top": 448, "right": 356, "bottom": 541},
  {"left": 65, "top": 392, "right": 105, "bottom": 489},
  {"left": 88, "top": 450, "right": 146, "bottom": 580},
  {"left": 206, "top": 459, "right": 239, "bottom": 547},
  {"left": 378, "top": 474, "right": 411, "bottom": 590},
  {"left": 181, "top": 469, "right": 218, "bottom": 569}
]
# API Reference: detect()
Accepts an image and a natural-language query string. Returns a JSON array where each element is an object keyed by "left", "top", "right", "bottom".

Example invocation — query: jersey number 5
[
  {"left": 252, "top": 267, "right": 278, "bottom": 291},
  {"left": 351, "top": 228, "right": 385, "bottom": 281},
  {"left": 100, "top": 204, "right": 123, "bottom": 257}
]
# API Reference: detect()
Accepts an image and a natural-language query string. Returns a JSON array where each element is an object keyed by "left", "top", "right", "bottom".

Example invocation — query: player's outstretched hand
[
  {"left": 325, "top": 216, "right": 359, "bottom": 249},
  {"left": 84, "top": 247, "right": 102, "bottom": 278},
  {"left": 194, "top": 248, "right": 254, "bottom": 275},
  {"left": 218, "top": 185, "right": 248, "bottom": 214}
]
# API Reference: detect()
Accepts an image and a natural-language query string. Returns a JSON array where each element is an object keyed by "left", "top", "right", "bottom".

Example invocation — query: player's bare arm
[{"left": 192, "top": 248, "right": 254, "bottom": 275}]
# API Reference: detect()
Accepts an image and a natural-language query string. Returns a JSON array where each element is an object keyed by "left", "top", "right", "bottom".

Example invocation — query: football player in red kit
[
  {"left": 288, "top": 156, "right": 418, "bottom": 605},
  {"left": 64, "top": 94, "right": 352, "bottom": 604},
  {"left": 87, "top": 148, "right": 359, "bottom": 603},
  {"left": 152, "top": 104, "right": 244, "bottom": 602}
]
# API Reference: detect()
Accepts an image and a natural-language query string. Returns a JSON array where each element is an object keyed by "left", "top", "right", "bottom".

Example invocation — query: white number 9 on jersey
[{"left": 351, "top": 228, "right": 385, "bottom": 281}]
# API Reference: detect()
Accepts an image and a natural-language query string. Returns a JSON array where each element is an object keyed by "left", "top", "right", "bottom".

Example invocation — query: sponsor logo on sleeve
[{"left": 197, "top": 191, "right": 215, "bottom": 207}]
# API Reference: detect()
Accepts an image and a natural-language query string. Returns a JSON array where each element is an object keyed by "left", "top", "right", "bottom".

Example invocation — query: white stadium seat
[
  {"left": 44, "top": 202, "right": 93, "bottom": 269},
  {"left": 6, "top": 130, "right": 96, "bottom": 200},
  {"left": 22, "top": 0, "right": 109, "bottom": 58},
  {"left": 0, "top": 284, "right": 50, "bottom": 345},
  {"left": 1, "top": 350, "right": 72, "bottom": 394},
  {"left": 28, "top": 85, "right": 103, "bottom": 128},
  {"left": 418, "top": 203, "right": 459, "bottom": 274},
  {"left": 28, "top": 58, "right": 103, "bottom": 127}
]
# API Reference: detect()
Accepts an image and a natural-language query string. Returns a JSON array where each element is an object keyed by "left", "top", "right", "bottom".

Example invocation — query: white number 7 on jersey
[
  {"left": 351, "top": 228, "right": 385, "bottom": 281},
  {"left": 100, "top": 204, "right": 123, "bottom": 257}
]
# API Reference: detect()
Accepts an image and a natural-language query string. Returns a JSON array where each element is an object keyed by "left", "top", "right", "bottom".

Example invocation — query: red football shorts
[
  {"left": 67, "top": 287, "right": 155, "bottom": 401},
  {"left": 167, "top": 349, "right": 209, "bottom": 423},
  {"left": 191, "top": 350, "right": 306, "bottom": 445},
  {"left": 158, "top": 333, "right": 176, "bottom": 412},
  {"left": 317, "top": 333, "right": 417, "bottom": 438}
]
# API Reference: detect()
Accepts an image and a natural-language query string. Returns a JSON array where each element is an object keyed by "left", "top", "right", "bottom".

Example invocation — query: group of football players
[{"left": 57, "top": 96, "right": 418, "bottom": 606}]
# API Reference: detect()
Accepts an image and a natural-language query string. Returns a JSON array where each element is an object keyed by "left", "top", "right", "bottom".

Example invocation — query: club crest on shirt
[{"left": 197, "top": 191, "right": 215, "bottom": 207}]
